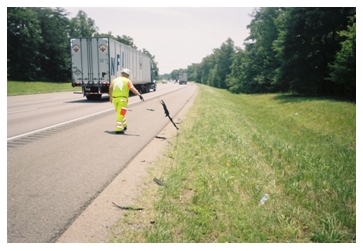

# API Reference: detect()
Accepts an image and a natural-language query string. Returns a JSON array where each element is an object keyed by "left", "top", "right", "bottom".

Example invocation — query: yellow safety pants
[{"left": 113, "top": 97, "right": 128, "bottom": 132}]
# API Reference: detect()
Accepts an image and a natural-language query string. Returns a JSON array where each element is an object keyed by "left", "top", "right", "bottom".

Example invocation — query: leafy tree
[
  {"left": 226, "top": 48, "right": 247, "bottom": 93},
  {"left": 7, "top": 6, "right": 355, "bottom": 101},
  {"left": 96, "top": 32, "right": 137, "bottom": 49},
  {"left": 94, "top": 31, "right": 114, "bottom": 39},
  {"left": 142, "top": 48, "right": 159, "bottom": 79},
  {"left": 274, "top": 7, "right": 355, "bottom": 96},
  {"left": 183, "top": 38, "right": 235, "bottom": 88},
  {"left": 226, "top": 7, "right": 355, "bottom": 98},
  {"left": 211, "top": 38, "right": 236, "bottom": 89},
  {"left": 7, "top": 7, "right": 43, "bottom": 81},
  {"left": 187, "top": 63, "right": 202, "bottom": 83},
  {"left": 170, "top": 69, "right": 180, "bottom": 81},
  {"left": 35, "top": 7, "right": 70, "bottom": 82},
  {"left": 199, "top": 54, "right": 215, "bottom": 86},
  {"left": 328, "top": 15, "right": 356, "bottom": 100},
  {"left": 116, "top": 35, "right": 137, "bottom": 49},
  {"left": 158, "top": 73, "right": 170, "bottom": 81},
  {"left": 69, "top": 10, "right": 98, "bottom": 37},
  {"left": 246, "top": 7, "right": 281, "bottom": 92},
  {"left": 228, "top": 42, "right": 268, "bottom": 94},
  {"left": 7, "top": 7, "right": 161, "bottom": 83}
]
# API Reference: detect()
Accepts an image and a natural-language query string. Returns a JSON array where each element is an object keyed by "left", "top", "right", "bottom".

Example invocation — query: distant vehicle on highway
[
  {"left": 179, "top": 73, "right": 188, "bottom": 85},
  {"left": 162, "top": 80, "right": 167, "bottom": 84}
]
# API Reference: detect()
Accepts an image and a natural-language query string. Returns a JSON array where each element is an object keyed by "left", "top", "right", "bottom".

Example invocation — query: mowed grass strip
[
  {"left": 7, "top": 81, "right": 80, "bottom": 95},
  {"left": 110, "top": 84, "right": 356, "bottom": 243}
]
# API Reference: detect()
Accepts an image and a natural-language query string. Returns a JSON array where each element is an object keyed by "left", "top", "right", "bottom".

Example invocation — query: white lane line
[
  {"left": 7, "top": 108, "right": 114, "bottom": 141},
  {"left": 7, "top": 85, "right": 188, "bottom": 141},
  {"left": 6, "top": 97, "right": 147, "bottom": 141}
]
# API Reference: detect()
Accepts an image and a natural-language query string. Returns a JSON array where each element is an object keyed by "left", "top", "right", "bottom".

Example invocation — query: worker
[{"left": 109, "top": 68, "right": 144, "bottom": 134}]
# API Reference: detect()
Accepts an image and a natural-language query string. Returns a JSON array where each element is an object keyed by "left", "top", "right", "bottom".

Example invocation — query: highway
[{"left": 7, "top": 82, "right": 198, "bottom": 243}]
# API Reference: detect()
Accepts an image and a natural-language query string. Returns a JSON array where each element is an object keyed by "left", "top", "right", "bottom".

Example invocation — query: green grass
[
  {"left": 110, "top": 84, "right": 356, "bottom": 243},
  {"left": 7, "top": 81, "right": 80, "bottom": 96}
]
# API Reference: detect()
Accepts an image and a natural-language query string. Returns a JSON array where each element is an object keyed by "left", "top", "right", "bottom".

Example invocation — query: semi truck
[
  {"left": 179, "top": 73, "right": 188, "bottom": 85},
  {"left": 70, "top": 37, "right": 156, "bottom": 100}
]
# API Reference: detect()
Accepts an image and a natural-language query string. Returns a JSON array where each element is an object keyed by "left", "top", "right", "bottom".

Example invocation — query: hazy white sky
[
  {"left": 63, "top": 7, "right": 257, "bottom": 75},
  {"left": 10, "top": 1, "right": 357, "bottom": 76}
]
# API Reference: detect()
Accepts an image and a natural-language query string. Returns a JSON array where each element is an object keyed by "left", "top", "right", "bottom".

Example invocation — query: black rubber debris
[
  {"left": 155, "top": 136, "right": 167, "bottom": 140},
  {"left": 112, "top": 202, "right": 143, "bottom": 210},
  {"left": 153, "top": 177, "right": 168, "bottom": 187}
]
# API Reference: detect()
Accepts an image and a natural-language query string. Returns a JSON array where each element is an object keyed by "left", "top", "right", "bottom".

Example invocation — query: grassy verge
[
  {"left": 109, "top": 84, "right": 356, "bottom": 243},
  {"left": 7, "top": 81, "right": 80, "bottom": 96}
]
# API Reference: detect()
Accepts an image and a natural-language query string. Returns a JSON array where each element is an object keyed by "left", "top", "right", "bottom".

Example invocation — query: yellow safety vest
[{"left": 111, "top": 77, "right": 131, "bottom": 98}]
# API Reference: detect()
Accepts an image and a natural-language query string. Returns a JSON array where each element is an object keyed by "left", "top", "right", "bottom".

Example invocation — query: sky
[
  {"left": 63, "top": 1, "right": 358, "bottom": 75},
  {"left": 63, "top": 7, "right": 257, "bottom": 75},
  {"left": 8, "top": 0, "right": 357, "bottom": 76}
]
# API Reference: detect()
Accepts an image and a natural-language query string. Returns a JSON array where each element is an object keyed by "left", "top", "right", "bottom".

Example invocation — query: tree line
[
  {"left": 7, "top": 7, "right": 159, "bottom": 83},
  {"left": 8, "top": 7, "right": 356, "bottom": 101},
  {"left": 179, "top": 7, "right": 355, "bottom": 101}
]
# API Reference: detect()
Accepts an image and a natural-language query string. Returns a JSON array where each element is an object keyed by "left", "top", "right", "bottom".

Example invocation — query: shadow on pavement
[{"left": 104, "top": 131, "right": 140, "bottom": 137}]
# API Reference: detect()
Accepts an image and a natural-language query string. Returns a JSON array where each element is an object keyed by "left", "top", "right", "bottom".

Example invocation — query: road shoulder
[{"left": 56, "top": 85, "right": 198, "bottom": 243}]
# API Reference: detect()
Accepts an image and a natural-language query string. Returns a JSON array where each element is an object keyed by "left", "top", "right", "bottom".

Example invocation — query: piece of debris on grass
[
  {"left": 112, "top": 202, "right": 143, "bottom": 211},
  {"left": 153, "top": 177, "right": 167, "bottom": 187}
]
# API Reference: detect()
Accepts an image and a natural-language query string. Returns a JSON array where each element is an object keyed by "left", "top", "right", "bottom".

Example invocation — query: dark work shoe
[
  {"left": 115, "top": 130, "right": 124, "bottom": 134},
  {"left": 124, "top": 126, "right": 127, "bottom": 131}
]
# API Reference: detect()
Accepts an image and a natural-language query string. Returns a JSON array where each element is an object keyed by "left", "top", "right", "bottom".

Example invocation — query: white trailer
[
  {"left": 179, "top": 73, "right": 188, "bottom": 85},
  {"left": 70, "top": 37, "right": 156, "bottom": 100}
]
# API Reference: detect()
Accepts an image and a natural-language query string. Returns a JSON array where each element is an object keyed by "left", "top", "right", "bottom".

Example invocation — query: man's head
[{"left": 121, "top": 68, "right": 131, "bottom": 77}]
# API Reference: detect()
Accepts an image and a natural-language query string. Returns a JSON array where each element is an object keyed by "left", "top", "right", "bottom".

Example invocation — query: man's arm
[
  {"left": 130, "top": 85, "right": 144, "bottom": 101},
  {"left": 109, "top": 83, "right": 113, "bottom": 103},
  {"left": 130, "top": 86, "right": 141, "bottom": 96}
]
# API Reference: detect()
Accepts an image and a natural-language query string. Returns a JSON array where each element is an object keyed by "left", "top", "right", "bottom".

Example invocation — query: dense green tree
[
  {"left": 246, "top": 7, "right": 281, "bottom": 92},
  {"left": 69, "top": 10, "right": 98, "bottom": 37},
  {"left": 199, "top": 54, "right": 215, "bottom": 86},
  {"left": 226, "top": 48, "right": 247, "bottom": 93},
  {"left": 187, "top": 63, "right": 201, "bottom": 83},
  {"left": 328, "top": 15, "right": 356, "bottom": 100},
  {"left": 229, "top": 42, "right": 268, "bottom": 93},
  {"left": 170, "top": 69, "right": 181, "bottom": 81},
  {"left": 94, "top": 31, "right": 114, "bottom": 39},
  {"left": 96, "top": 32, "right": 137, "bottom": 49},
  {"left": 274, "top": 7, "right": 355, "bottom": 96},
  {"left": 211, "top": 38, "right": 236, "bottom": 89},
  {"left": 187, "top": 7, "right": 355, "bottom": 100},
  {"left": 142, "top": 48, "right": 159, "bottom": 78},
  {"left": 7, "top": 7, "right": 43, "bottom": 81},
  {"left": 7, "top": 6, "right": 356, "bottom": 101},
  {"left": 7, "top": 7, "right": 158, "bottom": 82},
  {"left": 116, "top": 35, "right": 137, "bottom": 49},
  {"left": 186, "top": 38, "right": 235, "bottom": 88},
  {"left": 35, "top": 7, "right": 70, "bottom": 82}
]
